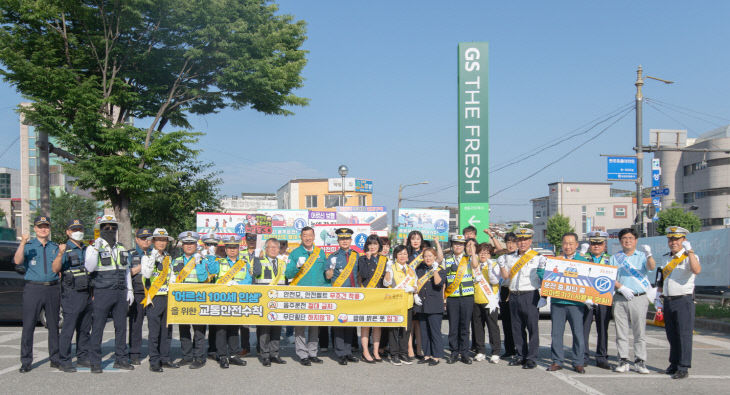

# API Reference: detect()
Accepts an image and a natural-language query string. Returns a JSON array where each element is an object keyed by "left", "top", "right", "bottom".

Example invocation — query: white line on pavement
[
  {"left": 546, "top": 370, "right": 607, "bottom": 394},
  {"left": 0, "top": 332, "right": 22, "bottom": 343},
  {"left": 692, "top": 335, "right": 730, "bottom": 350},
  {"left": 0, "top": 364, "right": 21, "bottom": 376},
  {"left": 578, "top": 374, "right": 730, "bottom": 379}
]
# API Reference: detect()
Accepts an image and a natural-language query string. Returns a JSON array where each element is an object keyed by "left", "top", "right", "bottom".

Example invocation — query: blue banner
[{"left": 607, "top": 157, "right": 637, "bottom": 180}]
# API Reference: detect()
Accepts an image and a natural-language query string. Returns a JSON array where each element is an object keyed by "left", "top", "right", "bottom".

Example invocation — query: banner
[
  {"left": 328, "top": 178, "right": 374, "bottom": 193},
  {"left": 313, "top": 223, "right": 371, "bottom": 255},
  {"left": 167, "top": 283, "right": 408, "bottom": 327},
  {"left": 397, "top": 208, "right": 450, "bottom": 242},
  {"left": 336, "top": 206, "right": 387, "bottom": 230},
  {"left": 540, "top": 257, "right": 618, "bottom": 306},
  {"left": 197, "top": 212, "right": 251, "bottom": 237},
  {"left": 259, "top": 209, "right": 309, "bottom": 242}
]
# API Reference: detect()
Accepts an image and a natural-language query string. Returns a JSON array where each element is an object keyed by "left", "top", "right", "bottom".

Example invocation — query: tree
[
  {"left": 34, "top": 191, "right": 101, "bottom": 244},
  {"left": 656, "top": 207, "right": 701, "bottom": 235},
  {"left": 546, "top": 214, "right": 575, "bottom": 253},
  {"left": 0, "top": 0, "right": 308, "bottom": 246}
]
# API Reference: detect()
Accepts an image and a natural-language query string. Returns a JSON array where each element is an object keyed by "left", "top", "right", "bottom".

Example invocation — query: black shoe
[
  {"left": 60, "top": 365, "right": 77, "bottom": 373},
  {"left": 149, "top": 364, "right": 163, "bottom": 372},
  {"left": 415, "top": 354, "right": 425, "bottom": 361},
  {"left": 219, "top": 358, "right": 229, "bottom": 369},
  {"left": 447, "top": 354, "right": 459, "bottom": 364},
  {"left": 345, "top": 355, "right": 359, "bottom": 363},
  {"left": 50, "top": 361, "right": 61, "bottom": 370},
  {"left": 208, "top": 352, "right": 219, "bottom": 361},
  {"left": 261, "top": 358, "right": 271, "bottom": 367},
  {"left": 508, "top": 357, "right": 525, "bottom": 366},
  {"left": 596, "top": 360, "right": 611, "bottom": 370},
  {"left": 500, "top": 353, "right": 516, "bottom": 360},
  {"left": 300, "top": 358, "right": 312, "bottom": 366},
  {"left": 91, "top": 365, "right": 103, "bottom": 373},
  {"left": 665, "top": 364, "right": 679, "bottom": 375},
  {"left": 522, "top": 360, "right": 537, "bottom": 369},
  {"left": 161, "top": 361, "right": 180, "bottom": 369},
  {"left": 189, "top": 359, "right": 205, "bottom": 369},
  {"left": 19, "top": 365, "right": 31, "bottom": 373},
  {"left": 309, "top": 356, "right": 323, "bottom": 364},
  {"left": 417, "top": 358, "right": 430, "bottom": 364},
  {"left": 130, "top": 357, "right": 141, "bottom": 366},
  {"left": 113, "top": 361, "right": 134, "bottom": 370},
  {"left": 428, "top": 359, "right": 440, "bottom": 366},
  {"left": 461, "top": 355, "right": 473, "bottom": 365},
  {"left": 179, "top": 358, "right": 193, "bottom": 366},
  {"left": 338, "top": 357, "right": 348, "bottom": 366},
  {"left": 76, "top": 360, "right": 91, "bottom": 368},
  {"left": 390, "top": 356, "right": 401, "bottom": 366},
  {"left": 671, "top": 370, "right": 689, "bottom": 379},
  {"left": 230, "top": 356, "right": 246, "bottom": 366},
  {"left": 270, "top": 356, "right": 286, "bottom": 365},
  {"left": 362, "top": 357, "right": 375, "bottom": 364}
]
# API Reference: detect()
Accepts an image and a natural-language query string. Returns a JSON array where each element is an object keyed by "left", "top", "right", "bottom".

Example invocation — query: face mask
[
  {"left": 100, "top": 229, "right": 117, "bottom": 245},
  {"left": 70, "top": 231, "right": 85, "bottom": 242}
]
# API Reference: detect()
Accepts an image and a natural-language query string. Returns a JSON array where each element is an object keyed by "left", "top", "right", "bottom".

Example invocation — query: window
[
  {"left": 0, "top": 173, "right": 9, "bottom": 198},
  {"left": 324, "top": 194, "right": 341, "bottom": 208},
  {"left": 614, "top": 206, "right": 626, "bottom": 218},
  {"left": 305, "top": 195, "right": 318, "bottom": 208},
  {"left": 358, "top": 195, "right": 367, "bottom": 206},
  {"left": 596, "top": 207, "right": 605, "bottom": 216},
  {"left": 683, "top": 192, "right": 694, "bottom": 204}
]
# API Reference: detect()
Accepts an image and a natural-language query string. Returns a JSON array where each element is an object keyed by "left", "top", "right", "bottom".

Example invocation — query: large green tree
[
  {"left": 546, "top": 213, "right": 575, "bottom": 252},
  {"left": 34, "top": 191, "right": 101, "bottom": 244},
  {"left": 656, "top": 207, "right": 701, "bottom": 235},
  {"left": 0, "top": 0, "right": 307, "bottom": 246}
]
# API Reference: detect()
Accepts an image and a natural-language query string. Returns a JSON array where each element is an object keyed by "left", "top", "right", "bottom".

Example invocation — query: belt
[
  {"left": 510, "top": 290, "right": 537, "bottom": 295},
  {"left": 665, "top": 294, "right": 693, "bottom": 300},
  {"left": 26, "top": 280, "right": 59, "bottom": 286},
  {"left": 634, "top": 292, "right": 646, "bottom": 296}
]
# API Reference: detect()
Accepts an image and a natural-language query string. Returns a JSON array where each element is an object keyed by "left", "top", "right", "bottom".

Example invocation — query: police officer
[
  {"left": 200, "top": 232, "right": 221, "bottom": 362},
  {"left": 84, "top": 215, "right": 135, "bottom": 373},
  {"left": 14, "top": 216, "right": 61, "bottom": 372},
  {"left": 239, "top": 232, "right": 259, "bottom": 356},
  {"left": 254, "top": 238, "right": 287, "bottom": 366},
  {"left": 443, "top": 235, "right": 475, "bottom": 364},
  {"left": 52, "top": 219, "right": 92, "bottom": 372},
  {"left": 496, "top": 232, "right": 520, "bottom": 360},
  {"left": 581, "top": 231, "right": 612, "bottom": 370},
  {"left": 497, "top": 228, "right": 546, "bottom": 369},
  {"left": 127, "top": 228, "right": 152, "bottom": 365},
  {"left": 174, "top": 231, "right": 211, "bottom": 369},
  {"left": 325, "top": 228, "right": 360, "bottom": 365},
  {"left": 140, "top": 228, "right": 179, "bottom": 372},
  {"left": 659, "top": 226, "right": 701, "bottom": 379}
]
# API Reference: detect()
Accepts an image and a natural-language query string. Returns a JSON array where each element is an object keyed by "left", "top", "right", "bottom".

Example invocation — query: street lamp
[
  {"left": 338, "top": 164, "right": 348, "bottom": 206},
  {"left": 394, "top": 181, "right": 430, "bottom": 242}
]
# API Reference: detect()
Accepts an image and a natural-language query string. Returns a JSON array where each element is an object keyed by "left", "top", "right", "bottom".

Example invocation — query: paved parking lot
[{"left": 1, "top": 319, "right": 729, "bottom": 394}]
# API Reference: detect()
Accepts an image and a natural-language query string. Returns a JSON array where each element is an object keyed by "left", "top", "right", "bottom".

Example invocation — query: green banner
[{"left": 458, "top": 42, "right": 489, "bottom": 242}]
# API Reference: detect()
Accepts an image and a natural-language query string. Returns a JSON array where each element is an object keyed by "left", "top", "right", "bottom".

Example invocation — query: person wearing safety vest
[
  {"left": 52, "top": 219, "right": 92, "bottom": 372},
  {"left": 140, "top": 228, "right": 180, "bottom": 372},
  {"left": 200, "top": 232, "right": 222, "bottom": 362},
  {"left": 471, "top": 242, "right": 502, "bottom": 364},
  {"left": 174, "top": 231, "right": 212, "bottom": 369},
  {"left": 209, "top": 234, "right": 259, "bottom": 368},
  {"left": 254, "top": 238, "right": 287, "bottom": 367},
  {"left": 285, "top": 226, "right": 328, "bottom": 366},
  {"left": 444, "top": 235, "right": 474, "bottom": 365},
  {"left": 127, "top": 228, "right": 153, "bottom": 366},
  {"left": 580, "top": 230, "right": 612, "bottom": 370},
  {"left": 325, "top": 228, "right": 360, "bottom": 365},
  {"left": 84, "top": 215, "right": 135, "bottom": 373}
]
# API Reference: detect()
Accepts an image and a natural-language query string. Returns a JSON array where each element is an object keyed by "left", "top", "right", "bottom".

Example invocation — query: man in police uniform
[
  {"left": 52, "top": 219, "right": 92, "bottom": 372},
  {"left": 497, "top": 228, "right": 546, "bottom": 369},
  {"left": 581, "top": 230, "right": 612, "bottom": 370},
  {"left": 239, "top": 232, "right": 259, "bottom": 356},
  {"left": 443, "top": 234, "right": 474, "bottom": 364},
  {"left": 127, "top": 228, "right": 152, "bottom": 365},
  {"left": 254, "top": 238, "right": 288, "bottom": 366},
  {"left": 14, "top": 216, "right": 61, "bottom": 372},
  {"left": 325, "top": 228, "right": 360, "bottom": 365},
  {"left": 84, "top": 215, "right": 135, "bottom": 373},
  {"left": 497, "top": 232, "right": 520, "bottom": 360},
  {"left": 659, "top": 226, "right": 700, "bottom": 379},
  {"left": 201, "top": 232, "right": 221, "bottom": 361}
]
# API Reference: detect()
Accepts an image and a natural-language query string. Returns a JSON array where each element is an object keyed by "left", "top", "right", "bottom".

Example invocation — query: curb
[{"left": 695, "top": 318, "right": 730, "bottom": 333}]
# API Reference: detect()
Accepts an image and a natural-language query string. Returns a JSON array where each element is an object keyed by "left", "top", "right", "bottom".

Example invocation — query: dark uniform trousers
[
  {"left": 334, "top": 327, "right": 357, "bottom": 357},
  {"left": 257, "top": 326, "right": 281, "bottom": 359},
  {"left": 240, "top": 326, "right": 251, "bottom": 352},
  {"left": 509, "top": 290, "right": 540, "bottom": 362},
  {"left": 472, "top": 303, "right": 501, "bottom": 356},
  {"left": 21, "top": 283, "right": 61, "bottom": 366},
  {"left": 388, "top": 308, "right": 414, "bottom": 357},
  {"left": 90, "top": 288, "right": 129, "bottom": 365},
  {"left": 128, "top": 292, "right": 146, "bottom": 359},
  {"left": 664, "top": 294, "right": 694, "bottom": 370},
  {"left": 583, "top": 304, "right": 612, "bottom": 364},
  {"left": 499, "top": 286, "right": 520, "bottom": 355},
  {"left": 146, "top": 295, "right": 172, "bottom": 365},
  {"left": 59, "top": 287, "right": 92, "bottom": 366},
  {"left": 417, "top": 312, "right": 443, "bottom": 358},
  {"left": 180, "top": 324, "right": 207, "bottom": 360},
  {"left": 447, "top": 295, "right": 474, "bottom": 356},
  {"left": 216, "top": 325, "right": 241, "bottom": 359}
]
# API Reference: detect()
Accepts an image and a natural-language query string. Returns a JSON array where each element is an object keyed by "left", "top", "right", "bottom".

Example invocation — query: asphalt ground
[{"left": 1, "top": 318, "right": 729, "bottom": 394}]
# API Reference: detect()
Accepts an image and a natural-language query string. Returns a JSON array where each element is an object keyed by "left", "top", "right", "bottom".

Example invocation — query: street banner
[
  {"left": 606, "top": 156, "right": 638, "bottom": 181},
  {"left": 166, "top": 283, "right": 408, "bottom": 327},
  {"left": 259, "top": 209, "right": 309, "bottom": 242},
  {"left": 308, "top": 210, "right": 337, "bottom": 226},
  {"left": 196, "top": 212, "right": 253, "bottom": 237},
  {"left": 397, "top": 208, "right": 449, "bottom": 242},
  {"left": 540, "top": 257, "right": 618, "bottom": 306},
  {"left": 327, "top": 178, "right": 374, "bottom": 193},
  {"left": 313, "top": 223, "right": 371, "bottom": 255},
  {"left": 336, "top": 206, "right": 388, "bottom": 230}
]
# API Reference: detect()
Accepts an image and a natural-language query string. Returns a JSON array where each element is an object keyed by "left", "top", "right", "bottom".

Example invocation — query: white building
[{"left": 220, "top": 193, "right": 278, "bottom": 212}]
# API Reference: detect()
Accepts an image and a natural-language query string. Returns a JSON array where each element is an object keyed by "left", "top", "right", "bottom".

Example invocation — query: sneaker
[
  {"left": 634, "top": 359, "right": 649, "bottom": 374},
  {"left": 474, "top": 353, "right": 486, "bottom": 362},
  {"left": 390, "top": 356, "right": 402, "bottom": 366},
  {"left": 401, "top": 356, "right": 413, "bottom": 365},
  {"left": 489, "top": 355, "right": 500, "bottom": 364},
  {"left": 614, "top": 359, "right": 630, "bottom": 373}
]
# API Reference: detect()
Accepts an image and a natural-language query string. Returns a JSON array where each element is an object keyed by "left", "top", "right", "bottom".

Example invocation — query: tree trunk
[{"left": 111, "top": 191, "right": 133, "bottom": 248}]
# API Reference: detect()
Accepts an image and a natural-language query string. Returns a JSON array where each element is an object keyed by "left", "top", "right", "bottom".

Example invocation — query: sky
[{"left": 1, "top": 0, "right": 729, "bottom": 224}]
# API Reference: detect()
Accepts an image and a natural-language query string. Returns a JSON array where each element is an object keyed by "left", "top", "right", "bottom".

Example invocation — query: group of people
[{"left": 15, "top": 215, "right": 700, "bottom": 379}]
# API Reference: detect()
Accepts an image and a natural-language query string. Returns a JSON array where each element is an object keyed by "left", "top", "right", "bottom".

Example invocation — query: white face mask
[{"left": 70, "top": 231, "right": 85, "bottom": 242}]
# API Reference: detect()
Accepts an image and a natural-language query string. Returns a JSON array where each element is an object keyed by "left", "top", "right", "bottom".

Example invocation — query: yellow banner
[{"left": 166, "top": 283, "right": 409, "bottom": 327}]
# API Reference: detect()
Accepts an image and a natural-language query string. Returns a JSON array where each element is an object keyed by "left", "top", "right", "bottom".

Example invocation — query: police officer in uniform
[
  {"left": 52, "top": 219, "right": 92, "bottom": 372},
  {"left": 325, "top": 228, "right": 360, "bottom": 365},
  {"left": 141, "top": 228, "right": 180, "bottom": 372},
  {"left": 14, "top": 216, "right": 61, "bottom": 372},
  {"left": 254, "top": 238, "right": 287, "bottom": 366},
  {"left": 200, "top": 232, "right": 221, "bottom": 362},
  {"left": 497, "top": 228, "right": 546, "bottom": 369},
  {"left": 443, "top": 235, "right": 475, "bottom": 364},
  {"left": 127, "top": 228, "right": 152, "bottom": 365},
  {"left": 239, "top": 232, "right": 259, "bottom": 356},
  {"left": 84, "top": 215, "right": 135, "bottom": 373},
  {"left": 496, "top": 232, "right": 521, "bottom": 360},
  {"left": 581, "top": 231, "right": 612, "bottom": 370},
  {"left": 659, "top": 226, "right": 701, "bottom": 379}
]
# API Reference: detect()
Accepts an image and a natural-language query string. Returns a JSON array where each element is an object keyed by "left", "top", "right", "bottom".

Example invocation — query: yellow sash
[
  {"left": 417, "top": 268, "right": 436, "bottom": 292},
  {"left": 408, "top": 250, "right": 424, "bottom": 270},
  {"left": 395, "top": 263, "right": 417, "bottom": 289},
  {"left": 175, "top": 256, "right": 198, "bottom": 283},
  {"left": 509, "top": 250, "right": 538, "bottom": 280},
  {"left": 332, "top": 251, "right": 358, "bottom": 287},
  {"left": 142, "top": 255, "right": 170, "bottom": 307},
  {"left": 444, "top": 255, "right": 470, "bottom": 297},
  {"left": 662, "top": 252, "right": 688, "bottom": 279},
  {"left": 216, "top": 258, "right": 249, "bottom": 284},
  {"left": 366, "top": 255, "right": 387, "bottom": 288},
  {"left": 269, "top": 259, "right": 285, "bottom": 285},
  {"left": 290, "top": 247, "right": 321, "bottom": 286}
]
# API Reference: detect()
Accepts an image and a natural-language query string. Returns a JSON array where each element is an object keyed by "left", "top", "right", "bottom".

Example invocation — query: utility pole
[{"left": 37, "top": 131, "right": 50, "bottom": 217}]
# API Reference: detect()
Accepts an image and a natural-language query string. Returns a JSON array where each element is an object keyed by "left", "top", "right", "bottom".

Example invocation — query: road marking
[
  {"left": 693, "top": 335, "right": 730, "bottom": 350},
  {"left": 578, "top": 374, "right": 730, "bottom": 379},
  {"left": 546, "top": 370, "right": 606, "bottom": 394},
  {"left": 0, "top": 364, "right": 21, "bottom": 376},
  {"left": 0, "top": 332, "right": 22, "bottom": 343}
]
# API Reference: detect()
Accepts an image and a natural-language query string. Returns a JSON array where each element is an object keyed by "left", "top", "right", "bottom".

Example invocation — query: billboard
[
  {"left": 308, "top": 210, "right": 337, "bottom": 226},
  {"left": 335, "top": 206, "right": 388, "bottom": 230},
  {"left": 197, "top": 212, "right": 257, "bottom": 237},
  {"left": 328, "top": 178, "right": 374, "bottom": 193},
  {"left": 607, "top": 156, "right": 638, "bottom": 181},
  {"left": 313, "top": 223, "right": 371, "bottom": 255},
  {"left": 397, "top": 208, "right": 450, "bottom": 242}
]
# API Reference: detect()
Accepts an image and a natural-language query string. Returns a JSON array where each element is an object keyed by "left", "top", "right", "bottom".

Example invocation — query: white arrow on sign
[{"left": 468, "top": 215, "right": 480, "bottom": 227}]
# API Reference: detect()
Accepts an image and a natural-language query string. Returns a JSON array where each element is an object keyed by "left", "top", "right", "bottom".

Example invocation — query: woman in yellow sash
[
  {"left": 471, "top": 243, "right": 502, "bottom": 364},
  {"left": 406, "top": 231, "right": 426, "bottom": 358},
  {"left": 387, "top": 245, "right": 416, "bottom": 365},
  {"left": 357, "top": 235, "right": 387, "bottom": 363},
  {"left": 414, "top": 246, "right": 446, "bottom": 365}
]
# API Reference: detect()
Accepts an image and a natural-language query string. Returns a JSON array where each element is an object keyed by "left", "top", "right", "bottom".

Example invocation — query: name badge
[
  {"left": 298, "top": 257, "right": 306, "bottom": 264},
  {"left": 30, "top": 258, "right": 37, "bottom": 266},
  {"left": 100, "top": 252, "right": 111, "bottom": 258}
]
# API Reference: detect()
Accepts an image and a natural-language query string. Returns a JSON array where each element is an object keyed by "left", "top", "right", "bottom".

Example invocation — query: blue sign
[
  {"left": 434, "top": 219, "right": 448, "bottom": 233},
  {"left": 652, "top": 169, "right": 660, "bottom": 187},
  {"left": 234, "top": 223, "right": 247, "bottom": 237},
  {"left": 651, "top": 188, "right": 670, "bottom": 197},
  {"left": 607, "top": 157, "right": 638, "bottom": 180},
  {"left": 353, "top": 233, "right": 368, "bottom": 250},
  {"left": 593, "top": 276, "right": 614, "bottom": 294},
  {"left": 355, "top": 179, "right": 373, "bottom": 193}
]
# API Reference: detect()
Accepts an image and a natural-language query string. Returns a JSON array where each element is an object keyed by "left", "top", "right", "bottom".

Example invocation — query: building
[
  {"left": 277, "top": 178, "right": 373, "bottom": 210},
  {"left": 220, "top": 193, "right": 278, "bottom": 212},
  {"left": 531, "top": 181, "right": 650, "bottom": 245},
  {"left": 0, "top": 167, "right": 21, "bottom": 233},
  {"left": 652, "top": 127, "right": 730, "bottom": 230}
]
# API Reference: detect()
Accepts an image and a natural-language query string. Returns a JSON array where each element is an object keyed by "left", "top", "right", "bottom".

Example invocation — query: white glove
[
  {"left": 93, "top": 238, "right": 105, "bottom": 251},
  {"left": 682, "top": 240, "right": 692, "bottom": 252},
  {"left": 430, "top": 260, "right": 440, "bottom": 270},
  {"left": 497, "top": 260, "right": 506, "bottom": 269},
  {"left": 404, "top": 285, "right": 416, "bottom": 293},
  {"left": 150, "top": 249, "right": 160, "bottom": 261},
  {"left": 127, "top": 290, "right": 134, "bottom": 306},
  {"left": 618, "top": 286, "right": 635, "bottom": 301},
  {"left": 654, "top": 296, "right": 663, "bottom": 309},
  {"left": 297, "top": 257, "right": 305, "bottom": 268},
  {"left": 579, "top": 243, "right": 589, "bottom": 255},
  {"left": 329, "top": 257, "right": 337, "bottom": 271},
  {"left": 413, "top": 294, "right": 423, "bottom": 306},
  {"left": 207, "top": 246, "right": 217, "bottom": 255},
  {"left": 641, "top": 244, "right": 652, "bottom": 257},
  {"left": 537, "top": 297, "right": 547, "bottom": 308},
  {"left": 385, "top": 260, "right": 393, "bottom": 274},
  {"left": 584, "top": 299, "right": 594, "bottom": 308},
  {"left": 193, "top": 252, "right": 203, "bottom": 262},
  {"left": 226, "top": 280, "right": 236, "bottom": 287}
]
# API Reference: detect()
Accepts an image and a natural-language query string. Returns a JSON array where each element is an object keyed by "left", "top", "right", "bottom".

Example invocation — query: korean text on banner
[{"left": 540, "top": 257, "right": 618, "bottom": 306}]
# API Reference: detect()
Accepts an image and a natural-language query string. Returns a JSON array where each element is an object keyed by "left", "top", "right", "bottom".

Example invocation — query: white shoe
[
  {"left": 634, "top": 360, "right": 650, "bottom": 374},
  {"left": 489, "top": 355, "right": 500, "bottom": 364},
  {"left": 614, "top": 360, "right": 630, "bottom": 373},
  {"left": 474, "top": 353, "right": 486, "bottom": 362}
]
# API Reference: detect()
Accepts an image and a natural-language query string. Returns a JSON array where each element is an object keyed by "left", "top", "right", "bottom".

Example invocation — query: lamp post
[
  {"left": 394, "top": 181, "right": 430, "bottom": 242},
  {"left": 338, "top": 164, "right": 348, "bottom": 206}
]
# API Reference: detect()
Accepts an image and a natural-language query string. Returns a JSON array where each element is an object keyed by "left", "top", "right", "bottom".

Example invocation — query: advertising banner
[
  {"left": 308, "top": 210, "right": 337, "bottom": 226},
  {"left": 196, "top": 212, "right": 253, "bottom": 237},
  {"left": 313, "top": 223, "right": 371, "bottom": 255},
  {"left": 167, "top": 283, "right": 408, "bottom": 327},
  {"left": 335, "top": 206, "right": 387, "bottom": 230},
  {"left": 540, "top": 257, "right": 618, "bottom": 306},
  {"left": 259, "top": 209, "right": 309, "bottom": 242},
  {"left": 328, "top": 178, "right": 374, "bottom": 193},
  {"left": 396, "top": 208, "right": 450, "bottom": 242}
]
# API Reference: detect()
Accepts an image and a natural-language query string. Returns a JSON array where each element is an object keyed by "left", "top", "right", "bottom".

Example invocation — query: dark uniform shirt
[
  {"left": 357, "top": 255, "right": 387, "bottom": 288},
  {"left": 327, "top": 248, "right": 359, "bottom": 287},
  {"left": 414, "top": 262, "right": 447, "bottom": 314},
  {"left": 128, "top": 246, "right": 151, "bottom": 294},
  {"left": 60, "top": 240, "right": 88, "bottom": 291},
  {"left": 22, "top": 238, "right": 59, "bottom": 282}
]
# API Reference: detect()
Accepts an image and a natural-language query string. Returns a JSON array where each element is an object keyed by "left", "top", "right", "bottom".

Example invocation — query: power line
[
  {"left": 0, "top": 136, "right": 19, "bottom": 161},
  {"left": 645, "top": 101, "right": 699, "bottom": 136},
  {"left": 645, "top": 97, "right": 730, "bottom": 123}
]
